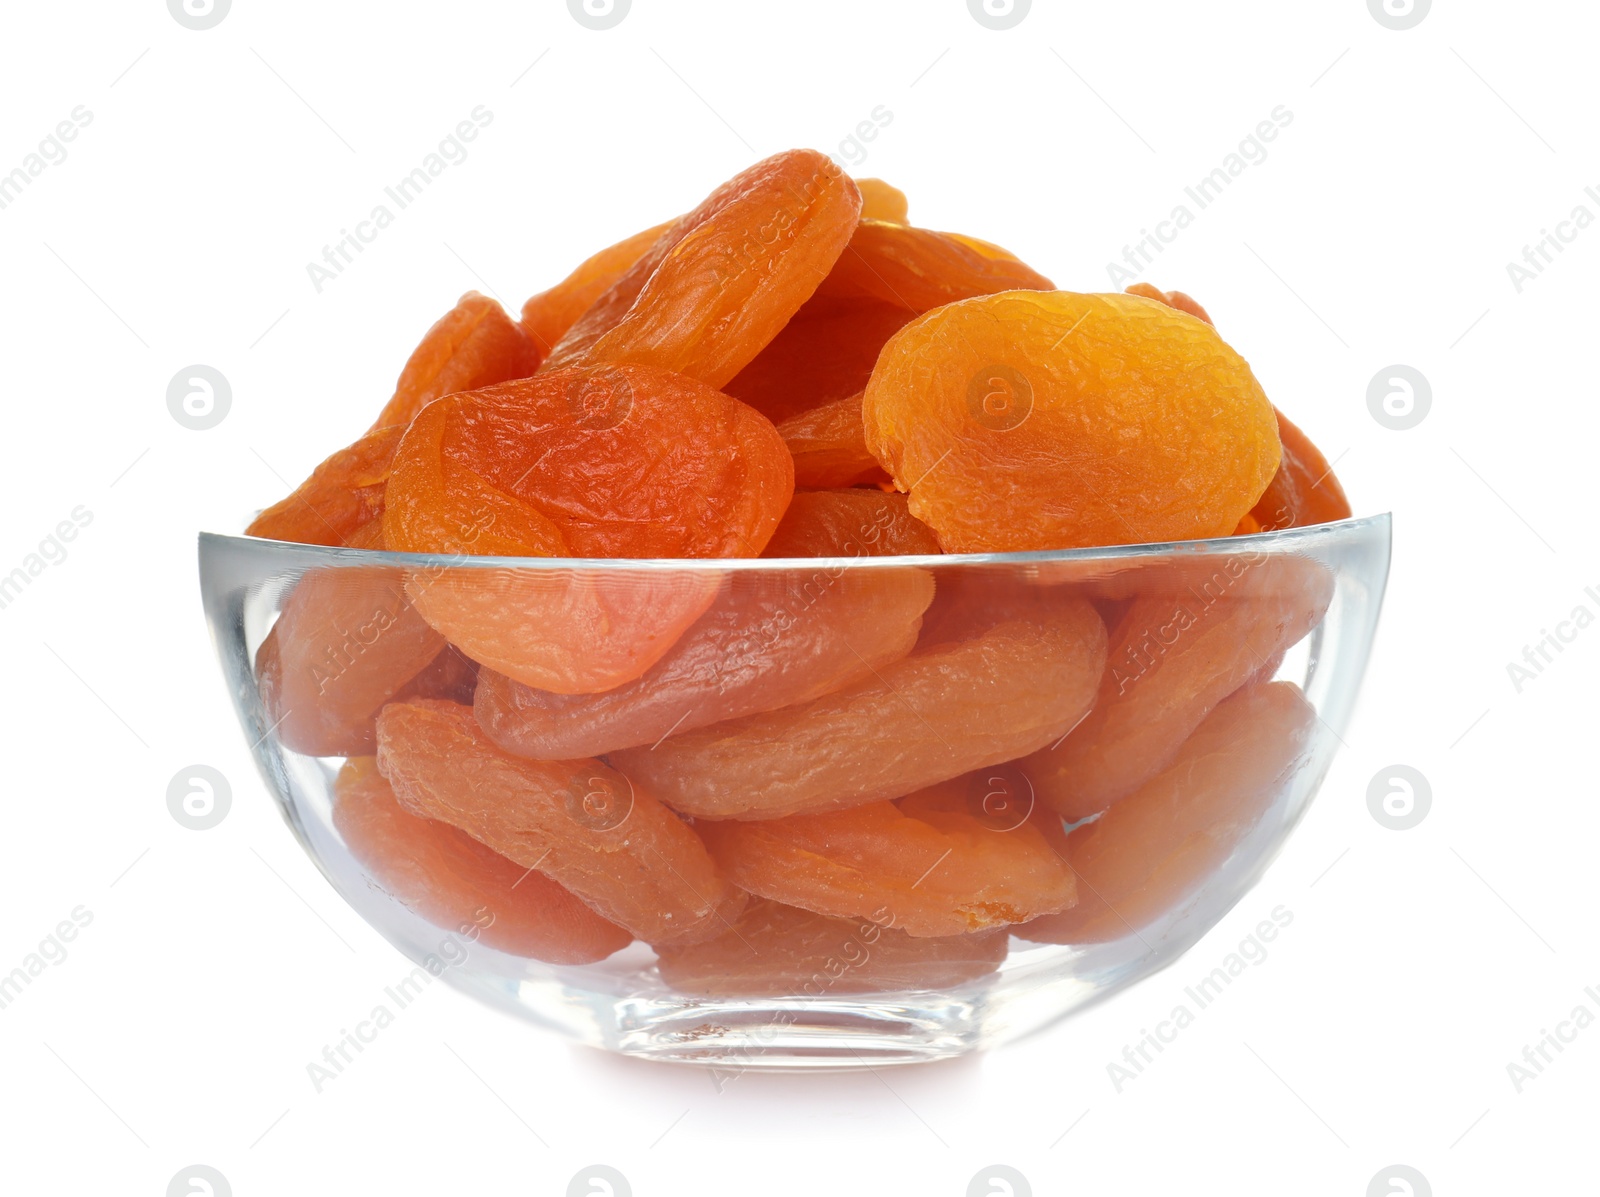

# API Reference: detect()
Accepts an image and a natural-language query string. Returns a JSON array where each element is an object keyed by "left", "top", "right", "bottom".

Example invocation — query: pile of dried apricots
[{"left": 248, "top": 149, "right": 1351, "bottom": 996}]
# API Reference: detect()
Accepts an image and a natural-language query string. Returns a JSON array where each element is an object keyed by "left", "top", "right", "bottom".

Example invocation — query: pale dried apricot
[
  {"left": 474, "top": 566, "right": 933, "bottom": 759},
  {"left": 655, "top": 898, "right": 1009, "bottom": 995},
  {"left": 333, "top": 757, "right": 631, "bottom": 963},
  {"left": 612, "top": 604, "right": 1106, "bottom": 821},
  {"left": 1019, "top": 681, "right": 1316, "bottom": 943},
  {"left": 375, "top": 699, "right": 745, "bottom": 945},
  {"left": 1024, "top": 553, "right": 1331, "bottom": 820},
  {"left": 256, "top": 567, "right": 444, "bottom": 757},
  {"left": 697, "top": 779, "right": 1075, "bottom": 937}
]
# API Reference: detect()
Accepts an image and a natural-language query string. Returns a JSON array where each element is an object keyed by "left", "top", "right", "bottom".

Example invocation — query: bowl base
[{"left": 605, "top": 994, "right": 983, "bottom": 1069}]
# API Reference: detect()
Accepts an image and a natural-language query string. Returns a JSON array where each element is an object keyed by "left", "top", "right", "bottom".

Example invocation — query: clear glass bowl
[{"left": 199, "top": 514, "right": 1390, "bottom": 1067}]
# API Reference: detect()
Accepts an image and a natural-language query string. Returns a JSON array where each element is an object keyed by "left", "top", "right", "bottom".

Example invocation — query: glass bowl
[{"left": 198, "top": 514, "right": 1389, "bottom": 1067}]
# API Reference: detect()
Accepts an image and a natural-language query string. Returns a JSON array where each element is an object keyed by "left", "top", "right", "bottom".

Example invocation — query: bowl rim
[{"left": 199, "top": 512, "right": 1391, "bottom": 573}]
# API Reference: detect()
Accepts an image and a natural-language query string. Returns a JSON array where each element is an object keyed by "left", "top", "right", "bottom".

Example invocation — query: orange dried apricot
[
  {"left": 474, "top": 566, "right": 933, "bottom": 759},
  {"left": 1025, "top": 553, "right": 1332, "bottom": 820},
  {"left": 333, "top": 757, "right": 631, "bottom": 963},
  {"left": 247, "top": 293, "right": 537, "bottom": 547},
  {"left": 1245, "top": 409, "right": 1352, "bottom": 532},
  {"left": 655, "top": 898, "right": 1009, "bottom": 995},
  {"left": 383, "top": 364, "right": 792, "bottom": 692},
  {"left": 612, "top": 604, "right": 1106, "bottom": 821},
  {"left": 1120, "top": 284, "right": 1349, "bottom": 534},
  {"left": 392, "top": 643, "right": 479, "bottom": 707},
  {"left": 256, "top": 567, "right": 444, "bottom": 757},
  {"left": 697, "top": 779, "right": 1076, "bottom": 937},
  {"left": 862, "top": 290, "right": 1281, "bottom": 552},
  {"left": 246, "top": 425, "right": 404, "bottom": 548},
  {"left": 1124, "top": 281, "right": 1213, "bottom": 327},
  {"left": 760, "top": 489, "right": 940, "bottom": 559},
  {"left": 375, "top": 699, "right": 745, "bottom": 945},
  {"left": 814, "top": 220, "right": 1053, "bottom": 314},
  {"left": 723, "top": 298, "right": 914, "bottom": 425},
  {"left": 854, "top": 178, "right": 909, "bottom": 224},
  {"left": 1019, "top": 681, "right": 1316, "bottom": 944},
  {"left": 774, "top": 392, "right": 889, "bottom": 489},
  {"left": 520, "top": 221, "right": 674, "bottom": 357},
  {"left": 370, "top": 292, "right": 541, "bottom": 431},
  {"left": 541, "top": 149, "right": 862, "bottom": 388}
]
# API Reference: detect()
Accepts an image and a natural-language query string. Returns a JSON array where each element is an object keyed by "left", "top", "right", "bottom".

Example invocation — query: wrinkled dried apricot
[
  {"left": 333, "top": 757, "right": 631, "bottom": 963},
  {"left": 855, "top": 178, "right": 909, "bottom": 224},
  {"left": 612, "top": 604, "right": 1106, "bottom": 820},
  {"left": 814, "top": 220, "right": 1052, "bottom": 314},
  {"left": 383, "top": 364, "right": 792, "bottom": 691},
  {"left": 1244, "top": 409, "right": 1352, "bottom": 532},
  {"left": 248, "top": 293, "right": 537, "bottom": 547},
  {"left": 698, "top": 779, "right": 1075, "bottom": 936},
  {"left": 724, "top": 298, "right": 915, "bottom": 425},
  {"left": 246, "top": 425, "right": 404, "bottom": 548},
  {"left": 1019, "top": 681, "right": 1316, "bottom": 943},
  {"left": 1124, "top": 281, "right": 1213, "bottom": 327},
  {"left": 655, "top": 898, "right": 1009, "bottom": 995},
  {"left": 760, "top": 489, "right": 940, "bottom": 559},
  {"left": 1120, "top": 284, "right": 1349, "bottom": 534},
  {"left": 375, "top": 699, "right": 745, "bottom": 945},
  {"left": 541, "top": 149, "right": 862, "bottom": 388},
  {"left": 863, "top": 290, "right": 1281, "bottom": 552},
  {"left": 521, "top": 221, "right": 673, "bottom": 357},
  {"left": 392, "top": 643, "right": 479, "bottom": 707},
  {"left": 474, "top": 566, "right": 933, "bottom": 759},
  {"left": 256, "top": 567, "right": 444, "bottom": 757},
  {"left": 371, "top": 292, "right": 541, "bottom": 431},
  {"left": 774, "top": 392, "right": 889, "bottom": 489},
  {"left": 1025, "top": 553, "right": 1332, "bottom": 820}
]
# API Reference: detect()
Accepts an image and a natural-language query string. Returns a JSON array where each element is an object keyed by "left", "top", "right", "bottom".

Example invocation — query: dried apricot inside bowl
[{"left": 208, "top": 147, "right": 1388, "bottom": 1066}]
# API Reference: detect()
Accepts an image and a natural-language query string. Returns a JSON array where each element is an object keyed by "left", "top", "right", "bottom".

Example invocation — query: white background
[{"left": 1, "top": 1, "right": 1595, "bottom": 1193}]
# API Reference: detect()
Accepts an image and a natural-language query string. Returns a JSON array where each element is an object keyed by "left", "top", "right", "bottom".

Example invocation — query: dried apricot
[
  {"left": 474, "top": 566, "right": 933, "bottom": 759},
  {"left": 862, "top": 290, "right": 1281, "bottom": 552},
  {"left": 333, "top": 757, "right": 631, "bottom": 963},
  {"left": 383, "top": 364, "right": 792, "bottom": 692},
  {"left": 724, "top": 298, "right": 914, "bottom": 425},
  {"left": 697, "top": 779, "right": 1075, "bottom": 936},
  {"left": 256, "top": 567, "right": 444, "bottom": 757},
  {"left": 1124, "top": 281, "right": 1213, "bottom": 327},
  {"left": 247, "top": 293, "right": 537, "bottom": 547},
  {"left": 541, "top": 149, "right": 862, "bottom": 388},
  {"left": 1245, "top": 409, "right": 1351, "bottom": 532},
  {"left": 814, "top": 220, "right": 1052, "bottom": 314},
  {"left": 520, "top": 221, "right": 674, "bottom": 357},
  {"left": 375, "top": 699, "right": 745, "bottom": 945},
  {"left": 246, "top": 425, "right": 404, "bottom": 548},
  {"left": 392, "top": 643, "right": 479, "bottom": 707},
  {"left": 370, "top": 292, "right": 540, "bottom": 431},
  {"left": 760, "top": 489, "right": 940, "bottom": 559},
  {"left": 1019, "top": 681, "right": 1316, "bottom": 943},
  {"left": 1119, "top": 284, "right": 1349, "bottom": 534},
  {"left": 655, "top": 898, "right": 1008, "bottom": 995},
  {"left": 1025, "top": 553, "right": 1332, "bottom": 820},
  {"left": 854, "top": 178, "right": 909, "bottom": 224},
  {"left": 774, "top": 392, "right": 889, "bottom": 489},
  {"left": 612, "top": 604, "right": 1106, "bottom": 821}
]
